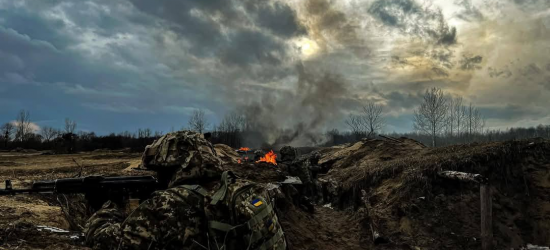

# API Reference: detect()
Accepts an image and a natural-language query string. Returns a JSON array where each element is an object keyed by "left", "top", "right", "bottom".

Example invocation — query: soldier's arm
[
  {"left": 85, "top": 186, "right": 207, "bottom": 250},
  {"left": 84, "top": 201, "right": 124, "bottom": 249}
]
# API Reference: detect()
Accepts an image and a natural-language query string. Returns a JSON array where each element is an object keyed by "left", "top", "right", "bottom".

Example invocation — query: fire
[
  {"left": 239, "top": 147, "right": 250, "bottom": 151},
  {"left": 256, "top": 150, "right": 277, "bottom": 166}
]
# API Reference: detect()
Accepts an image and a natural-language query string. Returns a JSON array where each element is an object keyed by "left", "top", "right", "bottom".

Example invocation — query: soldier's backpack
[{"left": 182, "top": 171, "right": 287, "bottom": 250}]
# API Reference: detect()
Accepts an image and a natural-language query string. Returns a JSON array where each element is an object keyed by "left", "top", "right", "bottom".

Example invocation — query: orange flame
[
  {"left": 256, "top": 150, "right": 277, "bottom": 166},
  {"left": 239, "top": 147, "right": 250, "bottom": 151}
]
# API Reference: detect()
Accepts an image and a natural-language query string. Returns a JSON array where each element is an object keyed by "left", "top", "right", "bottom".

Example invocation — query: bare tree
[
  {"left": 413, "top": 87, "right": 449, "bottom": 147},
  {"left": 445, "top": 97, "right": 455, "bottom": 137},
  {"left": 188, "top": 109, "right": 209, "bottom": 134},
  {"left": 1, "top": 122, "right": 14, "bottom": 147},
  {"left": 41, "top": 126, "right": 58, "bottom": 142},
  {"left": 362, "top": 102, "right": 385, "bottom": 138},
  {"left": 137, "top": 128, "right": 152, "bottom": 138},
  {"left": 65, "top": 118, "right": 77, "bottom": 134},
  {"left": 472, "top": 107, "right": 486, "bottom": 141},
  {"left": 345, "top": 114, "right": 364, "bottom": 139},
  {"left": 215, "top": 111, "right": 245, "bottom": 147},
  {"left": 15, "top": 110, "right": 32, "bottom": 142},
  {"left": 453, "top": 97, "right": 466, "bottom": 140}
]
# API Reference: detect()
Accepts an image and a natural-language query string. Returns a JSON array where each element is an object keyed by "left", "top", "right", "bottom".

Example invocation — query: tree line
[
  {"left": 0, "top": 110, "right": 160, "bottom": 153},
  {"left": 2, "top": 89, "right": 548, "bottom": 153},
  {"left": 340, "top": 87, "right": 548, "bottom": 147}
]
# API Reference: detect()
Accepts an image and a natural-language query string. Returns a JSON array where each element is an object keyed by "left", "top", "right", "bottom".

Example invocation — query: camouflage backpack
[{"left": 182, "top": 171, "right": 286, "bottom": 250}]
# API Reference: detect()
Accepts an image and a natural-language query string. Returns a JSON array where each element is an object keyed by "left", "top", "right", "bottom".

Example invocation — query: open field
[{"left": 0, "top": 151, "right": 146, "bottom": 250}]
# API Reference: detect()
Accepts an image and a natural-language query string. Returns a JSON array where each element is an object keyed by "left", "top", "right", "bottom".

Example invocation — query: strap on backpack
[
  {"left": 210, "top": 171, "right": 235, "bottom": 205},
  {"left": 257, "top": 227, "right": 285, "bottom": 250},
  {"left": 180, "top": 184, "right": 208, "bottom": 196}
]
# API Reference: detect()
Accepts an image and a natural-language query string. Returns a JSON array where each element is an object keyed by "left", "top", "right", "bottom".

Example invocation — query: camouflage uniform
[
  {"left": 85, "top": 131, "right": 286, "bottom": 250},
  {"left": 85, "top": 187, "right": 206, "bottom": 249},
  {"left": 279, "top": 146, "right": 297, "bottom": 163},
  {"left": 280, "top": 146, "right": 322, "bottom": 210},
  {"left": 288, "top": 151, "right": 321, "bottom": 198}
]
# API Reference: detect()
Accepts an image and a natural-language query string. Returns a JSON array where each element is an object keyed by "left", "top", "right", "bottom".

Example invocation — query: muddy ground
[
  {"left": 0, "top": 151, "right": 145, "bottom": 250},
  {"left": 0, "top": 150, "right": 372, "bottom": 250},
  {"left": 1, "top": 138, "right": 550, "bottom": 250}
]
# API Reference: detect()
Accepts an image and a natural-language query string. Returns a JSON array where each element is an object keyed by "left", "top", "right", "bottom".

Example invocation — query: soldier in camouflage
[
  {"left": 279, "top": 146, "right": 322, "bottom": 211},
  {"left": 85, "top": 131, "right": 286, "bottom": 250}
]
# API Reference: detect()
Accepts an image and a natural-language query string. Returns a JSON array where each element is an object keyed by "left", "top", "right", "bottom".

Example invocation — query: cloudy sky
[{"left": 1, "top": 0, "right": 549, "bottom": 136}]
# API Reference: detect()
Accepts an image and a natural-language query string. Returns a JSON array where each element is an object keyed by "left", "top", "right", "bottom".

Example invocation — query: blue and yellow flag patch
[{"left": 251, "top": 198, "right": 263, "bottom": 207}]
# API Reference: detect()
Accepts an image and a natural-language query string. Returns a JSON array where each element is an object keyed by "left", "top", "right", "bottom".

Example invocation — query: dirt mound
[
  {"left": 214, "top": 144, "right": 241, "bottom": 163},
  {"left": 319, "top": 137, "right": 426, "bottom": 171},
  {"left": 320, "top": 138, "right": 550, "bottom": 249}
]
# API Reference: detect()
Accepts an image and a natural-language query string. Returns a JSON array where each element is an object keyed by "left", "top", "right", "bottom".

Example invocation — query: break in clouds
[{"left": 0, "top": 0, "right": 549, "bottom": 143}]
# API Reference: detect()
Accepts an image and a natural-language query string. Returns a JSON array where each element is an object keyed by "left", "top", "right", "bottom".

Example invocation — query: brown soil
[
  {"left": 281, "top": 205, "right": 372, "bottom": 250},
  {"left": 321, "top": 138, "right": 550, "bottom": 249},
  {"left": 2, "top": 139, "right": 550, "bottom": 250},
  {"left": 0, "top": 151, "right": 151, "bottom": 250}
]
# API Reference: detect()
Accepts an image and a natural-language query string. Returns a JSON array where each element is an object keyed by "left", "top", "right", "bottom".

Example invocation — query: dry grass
[
  {"left": 318, "top": 138, "right": 550, "bottom": 249},
  {"left": 0, "top": 151, "right": 145, "bottom": 250},
  {"left": 331, "top": 139, "right": 550, "bottom": 194}
]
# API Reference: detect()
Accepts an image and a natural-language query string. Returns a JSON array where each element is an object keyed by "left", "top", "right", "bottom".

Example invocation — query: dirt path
[{"left": 282, "top": 206, "right": 372, "bottom": 250}]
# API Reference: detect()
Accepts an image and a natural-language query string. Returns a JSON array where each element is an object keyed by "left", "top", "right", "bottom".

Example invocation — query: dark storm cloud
[
  {"left": 128, "top": 0, "right": 229, "bottom": 56},
  {"left": 0, "top": 26, "right": 130, "bottom": 86},
  {"left": 220, "top": 30, "right": 287, "bottom": 67},
  {"left": 455, "top": 0, "right": 484, "bottom": 22},
  {"left": 2, "top": 0, "right": 548, "bottom": 138},
  {"left": 305, "top": 0, "right": 367, "bottom": 54},
  {"left": 368, "top": 0, "right": 457, "bottom": 45},
  {"left": 0, "top": 7, "right": 74, "bottom": 50},
  {"left": 0, "top": 0, "right": 223, "bottom": 131},
  {"left": 242, "top": 0, "right": 307, "bottom": 38},
  {"left": 128, "top": 0, "right": 304, "bottom": 66}
]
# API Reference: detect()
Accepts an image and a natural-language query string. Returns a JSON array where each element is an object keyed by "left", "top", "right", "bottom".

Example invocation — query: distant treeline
[
  {"left": 323, "top": 124, "right": 550, "bottom": 147},
  {"left": 0, "top": 130, "right": 159, "bottom": 153},
  {"left": 2, "top": 108, "right": 550, "bottom": 153}
]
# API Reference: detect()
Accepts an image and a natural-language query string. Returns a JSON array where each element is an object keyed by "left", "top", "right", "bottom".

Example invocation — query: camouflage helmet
[{"left": 141, "top": 130, "right": 222, "bottom": 185}]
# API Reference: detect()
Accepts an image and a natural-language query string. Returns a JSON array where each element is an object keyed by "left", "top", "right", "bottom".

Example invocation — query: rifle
[{"left": 1, "top": 175, "right": 158, "bottom": 211}]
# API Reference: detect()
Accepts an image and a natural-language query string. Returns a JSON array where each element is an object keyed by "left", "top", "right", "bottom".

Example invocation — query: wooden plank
[
  {"left": 438, "top": 171, "right": 487, "bottom": 184},
  {"left": 480, "top": 184, "right": 493, "bottom": 250}
]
